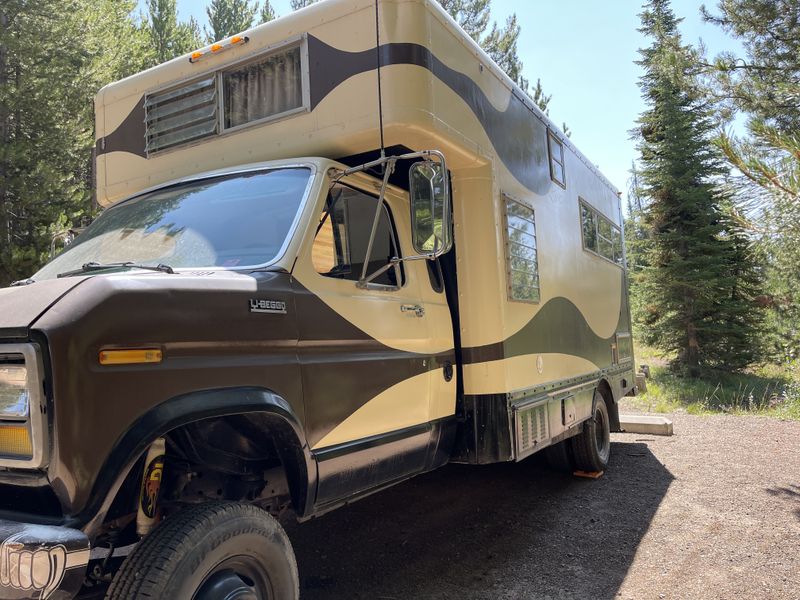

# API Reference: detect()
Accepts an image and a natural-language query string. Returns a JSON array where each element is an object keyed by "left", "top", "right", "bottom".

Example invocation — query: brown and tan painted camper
[{"left": 0, "top": 0, "right": 635, "bottom": 597}]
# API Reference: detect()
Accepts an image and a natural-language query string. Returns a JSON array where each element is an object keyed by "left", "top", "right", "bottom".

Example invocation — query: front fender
[{"left": 66, "top": 387, "right": 315, "bottom": 538}]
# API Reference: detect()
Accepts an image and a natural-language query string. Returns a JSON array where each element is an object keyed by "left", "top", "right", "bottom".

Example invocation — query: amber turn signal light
[
  {"left": 0, "top": 423, "right": 33, "bottom": 458},
  {"left": 99, "top": 348, "right": 163, "bottom": 366}
]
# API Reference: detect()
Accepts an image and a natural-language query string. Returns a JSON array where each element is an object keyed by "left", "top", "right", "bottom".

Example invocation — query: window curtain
[{"left": 224, "top": 47, "right": 303, "bottom": 129}]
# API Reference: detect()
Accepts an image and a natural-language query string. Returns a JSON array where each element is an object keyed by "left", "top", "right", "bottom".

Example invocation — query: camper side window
[
  {"left": 580, "top": 200, "right": 623, "bottom": 266},
  {"left": 223, "top": 45, "right": 304, "bottom": 130},
  {"left": 312, "top": 185, "right": 403, "bottom": 287},
  {"left": 548, "top": 131, "right": 566, "bottom": 188},
  {"left": 504, "top": 195, "right": 540, "bottom": 303}
]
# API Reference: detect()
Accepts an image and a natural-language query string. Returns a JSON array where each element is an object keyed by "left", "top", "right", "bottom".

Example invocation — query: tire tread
[{"left": 106, "top": 502, "right": 297, "bottom": 600}]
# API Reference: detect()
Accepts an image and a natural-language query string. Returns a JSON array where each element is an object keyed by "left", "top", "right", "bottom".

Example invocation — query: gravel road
[{"left": 284, "top": 414, "right": 800, "bottom": 599}]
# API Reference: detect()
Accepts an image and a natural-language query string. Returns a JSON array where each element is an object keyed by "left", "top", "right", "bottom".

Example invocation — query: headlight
[
  {"left": 0, "top": 346, "right": 47, "bottom": 468},
  {"left": 0, "top": 363, "right": 29, "bottom": 418}
]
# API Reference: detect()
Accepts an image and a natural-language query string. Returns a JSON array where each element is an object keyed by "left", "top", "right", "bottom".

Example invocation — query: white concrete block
[{"left": 619, "top": 414, "right": 673, "bottom": 436}]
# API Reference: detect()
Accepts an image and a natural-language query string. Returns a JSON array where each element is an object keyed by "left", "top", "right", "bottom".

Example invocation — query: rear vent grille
[
  {"left": 145, "top": 76, "right": 218, "bottom": 154},
  {"left": 515, "top": 402, "right": 548, "bottom": 458}
]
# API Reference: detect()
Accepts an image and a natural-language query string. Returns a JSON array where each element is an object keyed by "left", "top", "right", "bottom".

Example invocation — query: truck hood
[{"left": 0, "top": 278, "right": 88, "bottom": 338}]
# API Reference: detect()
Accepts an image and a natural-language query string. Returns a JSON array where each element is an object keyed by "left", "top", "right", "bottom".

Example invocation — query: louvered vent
[
  {"left": 515, "top": 402, "right": 549, "bottom": 458},
  {"left": 145, "top": 76, "right": 218, "bottom": 154}
]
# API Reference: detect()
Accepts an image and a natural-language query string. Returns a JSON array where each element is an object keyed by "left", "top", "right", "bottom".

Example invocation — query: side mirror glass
[{"left": 409, "top": 161, "right": 452, "bottom": 256}]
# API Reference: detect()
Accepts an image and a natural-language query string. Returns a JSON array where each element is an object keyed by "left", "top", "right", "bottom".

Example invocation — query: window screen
[
  {"left": 312, "top": 185, "right": 403, "bottom": 288},
  {"left": 504, "top": 195, "right": 540, "bottom": 303},
  {"left": 580, "top": 200, "right": 623, "bottom": 266},
  {"left": 145, "top": 76, "right": 218, "bottom": 154},
  {"left": 548, "top": 130, "right": 566, "bottom": 187},
  {"left": 223, "top": 46, "right": 303, "bottom": 129}
]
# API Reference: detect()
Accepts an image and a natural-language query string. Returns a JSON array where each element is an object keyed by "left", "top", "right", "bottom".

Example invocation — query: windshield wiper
[{"left": 57, "top": 261, "right": 175, "bottom": 278}]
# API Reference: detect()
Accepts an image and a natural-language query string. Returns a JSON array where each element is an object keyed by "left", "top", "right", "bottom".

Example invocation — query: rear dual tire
[{"left": 546, "top": 391, "right": 611, "bottom": 473}]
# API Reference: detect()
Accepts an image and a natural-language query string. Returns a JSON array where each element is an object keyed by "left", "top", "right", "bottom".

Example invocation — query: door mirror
[{"left": 409, "top": 161, "right": 452, "bottom": 257}]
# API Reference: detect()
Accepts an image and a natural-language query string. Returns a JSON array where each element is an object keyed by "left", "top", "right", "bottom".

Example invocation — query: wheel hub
[{"left": 195, "top": 565, "right": 268, "bottom": 600}]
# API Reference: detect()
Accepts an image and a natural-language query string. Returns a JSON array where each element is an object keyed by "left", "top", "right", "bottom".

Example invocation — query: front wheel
[
  {"left": 570, "top": 391, "right": 612, "bottom": 472},
  {"left": 106, "top": 502, "right": 299, "bottom": 600}
]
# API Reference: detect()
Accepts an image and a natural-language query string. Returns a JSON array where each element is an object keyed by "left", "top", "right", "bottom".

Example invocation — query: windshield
[{"left": 34, "top": 167, "right": 312, "bottom": 280}]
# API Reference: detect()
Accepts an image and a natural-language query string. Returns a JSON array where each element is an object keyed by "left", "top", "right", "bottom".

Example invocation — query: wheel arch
[{"left": 71, "top": 387, "right": 316, "bottom": 539}]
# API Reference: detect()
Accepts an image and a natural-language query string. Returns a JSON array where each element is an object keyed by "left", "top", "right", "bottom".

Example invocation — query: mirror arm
[
  {"left": 359, "top": 159, "right": 396, "bottom": 285},
  {"left": 357, "top": 253, "right": 433, "bottom": 289},
  {"left": 334, "top": 150, "right": 445, "bottom": 180}
]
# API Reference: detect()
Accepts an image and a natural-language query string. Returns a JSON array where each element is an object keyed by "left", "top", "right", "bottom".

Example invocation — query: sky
[{"left": 145, "top": 0, "right": 742, "bottom": 199}]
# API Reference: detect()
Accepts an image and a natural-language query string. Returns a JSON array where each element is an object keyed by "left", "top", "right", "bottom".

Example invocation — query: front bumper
[{"left": 0, "top": 519, "right": 89, "bottom": 600}]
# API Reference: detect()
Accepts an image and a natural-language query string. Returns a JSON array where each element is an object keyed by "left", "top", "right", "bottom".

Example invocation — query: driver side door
[{"left": 292, "top": 182, "right": 444, "bottom": 507}]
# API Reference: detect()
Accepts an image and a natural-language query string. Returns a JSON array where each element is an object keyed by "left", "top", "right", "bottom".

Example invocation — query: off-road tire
[
  {"left": 570, "top": 391, "right": 611, "bottom": 472},
  {"left": 106, "top": 502, "right": 298, "bottom": 600}
]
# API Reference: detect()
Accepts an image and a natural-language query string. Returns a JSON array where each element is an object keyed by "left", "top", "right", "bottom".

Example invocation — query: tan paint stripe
[
  {"left": 312, "top": 370, "right": 434, "bottom": 450},
  {"left": 463, "top": 353, "right": 599, "bottom": 396}
]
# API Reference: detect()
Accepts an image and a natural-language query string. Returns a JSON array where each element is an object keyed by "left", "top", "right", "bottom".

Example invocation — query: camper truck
[{"left": 0, "top": 0, "right": 635, "bottom": 597}]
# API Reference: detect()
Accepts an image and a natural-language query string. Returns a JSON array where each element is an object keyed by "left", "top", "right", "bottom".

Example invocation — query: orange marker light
[
  {"left": 188, "top": 36, "right": 249, "bottom": 63},
  {"left": 99, "top": 348, "right": 163, "bottom": 366}
]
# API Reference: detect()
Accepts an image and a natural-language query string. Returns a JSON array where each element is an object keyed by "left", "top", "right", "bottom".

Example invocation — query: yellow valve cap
[
  {"left": 0, "top": 423, "right": 33, "bottom": 458},
  {"left": 99, "top": 348, "right": 163, "bottom": 366}
]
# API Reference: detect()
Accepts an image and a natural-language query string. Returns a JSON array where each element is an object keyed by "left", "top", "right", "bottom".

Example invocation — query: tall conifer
[
  {"left": 205, "top": 0, "right": 259, "bottom": 42},
  {"left": 145, "top": 0, "right": 201, "bottom": 65},
  {"left": 634, "top": 0, "right": 762, "bottom": 374},
  {"left": 0, "top": 0, "right": 145, "bottom": 285}
]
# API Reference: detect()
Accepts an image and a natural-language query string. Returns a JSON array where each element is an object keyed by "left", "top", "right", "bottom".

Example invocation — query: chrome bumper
[{"left": 0, "top": 519, "right": 89, "bottom": 600}]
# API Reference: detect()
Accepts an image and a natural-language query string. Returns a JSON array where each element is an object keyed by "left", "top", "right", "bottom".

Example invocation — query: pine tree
[
  {"left": 290, "top": 0, "right": 318, "bottom": 9},
  {"left": 0, "top": 0, "right": 146, "bottom": 286},
  {"left": 145, "top": 0, "right": 202, "bottom": 65},
  {"left": 436, "top": 1, "right": 532, "bottom": 96},
  {"left": 701, "top": 0, "right": 800, "bottom": 359},
  {"left": 528, "top": 78, "right": 552, "bottom": 116},
  {"left": 634, "top": 0, "right": 763, "bottom": 374},
  {"left": 702, "top": 0, "right": 799, "bottom": 210},
  {"left": 260, "top": 1, "right": 277, "bottom": 23},
  {"left": 206, "top": 0, "right": 259, "bottom": 42}
]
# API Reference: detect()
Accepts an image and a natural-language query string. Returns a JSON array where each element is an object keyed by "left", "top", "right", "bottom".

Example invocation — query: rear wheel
[
  {"left": 106, "top": 502, "right": 298, "bottom": 600},
  {"left": 570, "top": 391, "right": 611, "bottom": 472}
]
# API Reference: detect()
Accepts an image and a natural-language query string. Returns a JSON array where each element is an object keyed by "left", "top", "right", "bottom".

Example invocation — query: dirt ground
[{"left": 284, "top": 414, "right": 800, "bottom": 599}]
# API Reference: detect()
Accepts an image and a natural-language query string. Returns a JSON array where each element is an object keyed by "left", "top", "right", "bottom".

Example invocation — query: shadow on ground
[
  {"left": 767, "top": 484, "right": 800, "bottom": 521},
  {"left": 284, "top": 440, "right": 673, "bottom": 599}
]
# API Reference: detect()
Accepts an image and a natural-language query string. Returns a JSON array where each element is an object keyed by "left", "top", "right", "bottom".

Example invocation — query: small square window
[{"left": 548, "top": 130, "right": 566, "bottom": 187}]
